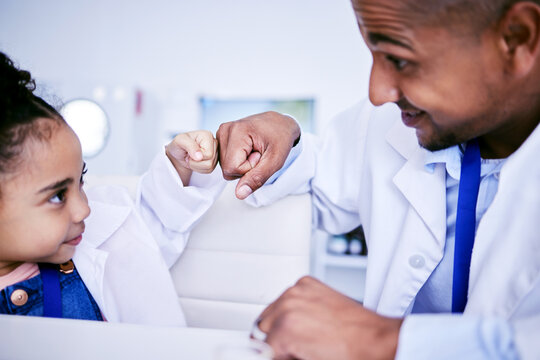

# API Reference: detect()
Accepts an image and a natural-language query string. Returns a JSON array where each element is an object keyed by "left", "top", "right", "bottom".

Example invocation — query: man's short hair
[{"left": 405, "top": 0, "right": 540, "bottom": 34}]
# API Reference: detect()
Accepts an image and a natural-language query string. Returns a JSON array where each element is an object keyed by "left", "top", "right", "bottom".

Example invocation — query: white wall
[{"left": 0, "top": 0, "right": 372, "bottom": 174}]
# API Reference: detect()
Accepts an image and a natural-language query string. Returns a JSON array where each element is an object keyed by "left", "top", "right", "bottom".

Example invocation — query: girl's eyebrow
[{"left": 38, "top": 178, "right": 73, "bottom": 194}]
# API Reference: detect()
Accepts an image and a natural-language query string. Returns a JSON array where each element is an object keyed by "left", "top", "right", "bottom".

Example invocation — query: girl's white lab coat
[
  {"left": 249, "top": 100, "right": 540, "bottom": 358},
  {"left": 73, "top": 151, "right": 225, "bottom": 326}
]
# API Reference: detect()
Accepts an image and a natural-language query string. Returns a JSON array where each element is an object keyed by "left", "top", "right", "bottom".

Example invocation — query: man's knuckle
[
  {"left": 221, "top": 164, "right": 235, "bottom": 175},
  {"left": 281, "top": 287, "right": 296, "bottom": 301},
  {"left": 279, "top": 309, "right": 301, "bottom": 330},
  {"left": 282, "top": 284, "right": 303, "bottom": 300},
  {"left": 216, "top": 123, "right": 228, "bottom": 135},
  {"left": 296, "top": 275, "right": 313, "bottom": 286},
  {"left": 221, "top": 168, "right": 240, "bottom": 179}
]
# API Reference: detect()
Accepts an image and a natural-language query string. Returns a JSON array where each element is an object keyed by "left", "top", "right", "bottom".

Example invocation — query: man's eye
[
  {"left": 386, "top": 55, "right": 408, "bottom": 71},
  {"left": 49, "top": 189, "right": 67, "bottom": 204}
]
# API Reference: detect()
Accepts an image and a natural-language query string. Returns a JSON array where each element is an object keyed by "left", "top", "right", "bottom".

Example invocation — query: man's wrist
[
  {"left": 378, "top": 317, "right": 403, "bottom": 360},
  {"left": 280, "top": 113, "right": 301, "bottom": 148},
  {"left": 355, "top": 315, "right": 403, "bottom": 360}
]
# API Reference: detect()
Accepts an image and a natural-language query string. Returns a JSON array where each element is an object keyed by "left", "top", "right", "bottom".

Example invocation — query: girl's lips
[
  {"left": 66, "top": 234, "right": 82, "bottom": 246},
  {"left": 401, "top": 110, "right": 426, "bottom": 127}
]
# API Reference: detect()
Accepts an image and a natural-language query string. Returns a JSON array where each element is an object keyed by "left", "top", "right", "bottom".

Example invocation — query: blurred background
[{"left": 0, "top": 0, "right": 371, "bottom": 175}]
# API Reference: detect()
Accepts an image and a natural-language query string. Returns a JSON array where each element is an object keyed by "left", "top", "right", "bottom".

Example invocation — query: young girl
[{"left": 0, "top": 51, "right": 225, "bottom": 326}]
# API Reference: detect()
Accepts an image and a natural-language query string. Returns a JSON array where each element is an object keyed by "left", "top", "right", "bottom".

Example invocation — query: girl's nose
[{"left": 72, "top": 189, "right": 91, "bottom": 223}]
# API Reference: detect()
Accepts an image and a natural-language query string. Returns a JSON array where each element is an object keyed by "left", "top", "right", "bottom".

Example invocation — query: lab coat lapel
[
  {"left": 72, "top": 244, "right": 110, "bottom": 319},
  {"left": 375, "top": 122, "right": 447, "bottom": 315},
  {"left": 72, "top": 199, "right": 132, "bottom": 322},
  {"left": 386, "top": 123, "right": 447, "bottom": 247}
]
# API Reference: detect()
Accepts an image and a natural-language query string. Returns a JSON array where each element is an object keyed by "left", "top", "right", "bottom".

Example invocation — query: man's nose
[{"left": 368, "top": 60, "right": 401, "bottom": 106}]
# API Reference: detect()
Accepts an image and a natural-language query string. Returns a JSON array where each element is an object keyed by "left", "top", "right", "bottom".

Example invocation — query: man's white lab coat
[{"left": 248, "top": 100, "right": 540, "bottom": 358}]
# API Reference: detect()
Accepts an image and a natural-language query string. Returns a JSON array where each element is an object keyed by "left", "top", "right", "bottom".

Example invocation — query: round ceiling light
[{"left": 60, "top": 99, "right": 110, "bottom": 158}]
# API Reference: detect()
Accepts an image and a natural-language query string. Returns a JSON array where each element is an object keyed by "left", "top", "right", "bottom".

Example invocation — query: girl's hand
[{"left": 165, "top": 130, "right": 218, "bottom": 186}]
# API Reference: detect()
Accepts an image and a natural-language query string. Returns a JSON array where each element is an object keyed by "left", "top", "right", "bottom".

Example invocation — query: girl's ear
[{"left": 497, "top": 2, "right": 540, "bottom": 77}]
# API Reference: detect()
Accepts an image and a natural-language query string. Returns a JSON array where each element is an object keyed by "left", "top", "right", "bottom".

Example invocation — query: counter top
[{"left": 0, "top": 314, "right": 250, "bottom": 360}]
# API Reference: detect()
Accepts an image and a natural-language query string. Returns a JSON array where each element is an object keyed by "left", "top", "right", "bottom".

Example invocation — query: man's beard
[
  {"left": 416, "top": 115, "right": 473, "bottom": 152},
  {"left": 418, "top": 130, "right": 461, "bottom": 152}
]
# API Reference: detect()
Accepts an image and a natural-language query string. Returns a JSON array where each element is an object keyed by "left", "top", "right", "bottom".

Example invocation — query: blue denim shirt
[{"left": 0, "top": 264, "right": 103, "bottom": 321}]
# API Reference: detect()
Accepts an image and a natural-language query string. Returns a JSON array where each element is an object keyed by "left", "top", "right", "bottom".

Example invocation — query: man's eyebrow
[
  {"left": 367, "top": 32, "right": 413, "bottom": 50},
  {"left": 38, "top": 178, "right": 73, "bottom": 194}
]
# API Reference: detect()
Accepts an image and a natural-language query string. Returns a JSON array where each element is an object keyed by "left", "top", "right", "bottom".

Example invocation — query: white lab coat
[
  {"left": 248, "top": 100, "right": 540, "bottom": 358},
  {"left": 73, "top": 151, "right": 225, "bottom": 326}
]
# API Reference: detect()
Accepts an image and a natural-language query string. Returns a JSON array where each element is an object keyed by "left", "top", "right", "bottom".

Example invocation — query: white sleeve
[
  {"left": 136, "top": 148, "right": 226, "bottom": 267},
  {"left": 513, "top": 314, "right": 540, "bottom": 360},
  {"left": 246, "top": 101, "right": 370, "bottom": 235},
  {"left": 396, "top": 314, "right": 520, "bottom": 360}
]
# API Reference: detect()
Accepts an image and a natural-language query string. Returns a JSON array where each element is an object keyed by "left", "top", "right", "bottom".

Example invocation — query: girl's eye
[
  {"left": 49, "top": 189, "right": 67, "bottom": 204},
  {"left": 386, "top": 55, "right": 409, "bottom": 71}
]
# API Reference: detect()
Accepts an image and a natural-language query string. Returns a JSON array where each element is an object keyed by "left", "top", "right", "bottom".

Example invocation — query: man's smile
[{"left": 400, "top": 109, "right": 427, "bottom": 127}]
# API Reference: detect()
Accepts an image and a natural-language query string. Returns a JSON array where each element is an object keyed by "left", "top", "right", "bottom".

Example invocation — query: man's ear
[{"left": 498, "top": 2, "right": 540, "bottom": 76}]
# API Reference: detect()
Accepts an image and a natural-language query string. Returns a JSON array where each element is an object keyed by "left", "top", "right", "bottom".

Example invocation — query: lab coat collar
[
  {"left": 81, "top": 199, "right": 132, "bottom": 248},
  {"left": 385, "top": 119, "right": 419, "bottom": 161},
  {"left": 424, "top": 144, "right": 506, "bottom": 181},
  {"left": 72, "top": 243, "right": 110, "bottom": 320},
  {"left": 72, "top": 199, "right": 132, "bottom": 322},
  {"left": 386, "top": 121, "right": 447, "bottom": 247}
]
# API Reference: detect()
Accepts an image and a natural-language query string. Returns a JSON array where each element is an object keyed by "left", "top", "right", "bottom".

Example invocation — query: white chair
[{"left": 84, "top": 176, "right": 312, "bottom": 331}]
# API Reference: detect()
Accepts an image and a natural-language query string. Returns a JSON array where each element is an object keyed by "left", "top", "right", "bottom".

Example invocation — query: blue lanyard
[
  {"left": 452, "top": 139, "right": 481, "bottom": 313},
  {"left": 38, "top": 263, "right": 63, "bottom": 318}
]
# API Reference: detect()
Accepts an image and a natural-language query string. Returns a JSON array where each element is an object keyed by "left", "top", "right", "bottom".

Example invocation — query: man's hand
[
  {"left": 217, "top": 111, "right": 300, "bottom": 199},
  {"left": 255, "top": 276, "right": 403, "bottom": 360},
  {"left": 166, "top": 130, "right": 218, "bottom": 186}
]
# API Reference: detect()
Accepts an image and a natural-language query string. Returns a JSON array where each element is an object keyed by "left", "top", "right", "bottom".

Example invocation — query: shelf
[{"left": 323, "top": 254, "right": 367, "bottom": 269}]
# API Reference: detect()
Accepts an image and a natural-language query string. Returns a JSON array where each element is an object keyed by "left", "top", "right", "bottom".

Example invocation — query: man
[{"left": 217, "top": 0, "right": 540, "bottom": 359}]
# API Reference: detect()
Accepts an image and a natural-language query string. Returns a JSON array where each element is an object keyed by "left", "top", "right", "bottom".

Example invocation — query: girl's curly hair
[{"left": 0, "top": 51, "right": 65, "bottom": 176}]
